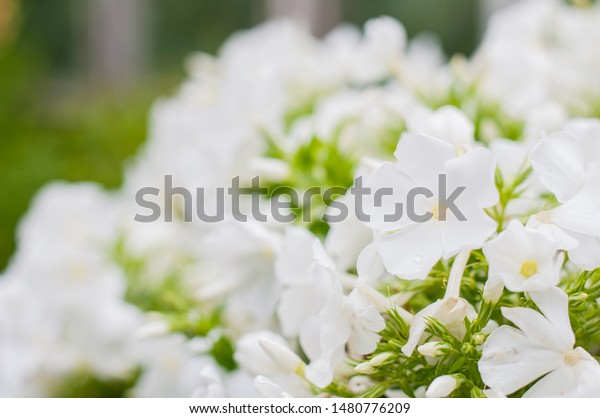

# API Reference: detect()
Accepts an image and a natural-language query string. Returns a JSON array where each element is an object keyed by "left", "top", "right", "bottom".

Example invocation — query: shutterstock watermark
[{"left": 134, "top": 175, "right": 467, "bottom": 224}]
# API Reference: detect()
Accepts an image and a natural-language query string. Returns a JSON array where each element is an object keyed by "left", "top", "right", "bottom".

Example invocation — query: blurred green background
[{"left": 0, "top": 0, "right": 480, "bottom": 269}]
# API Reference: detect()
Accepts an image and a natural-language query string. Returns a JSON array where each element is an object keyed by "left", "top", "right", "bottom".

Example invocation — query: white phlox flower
[
  {"left": 479, "top": 287, "right": 600, "bottom": 397},
  {"left": 363, "top": 132, "right": 498, "bottom": 280}
]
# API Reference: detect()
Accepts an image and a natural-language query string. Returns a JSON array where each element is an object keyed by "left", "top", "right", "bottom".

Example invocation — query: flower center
[
  {"left": 520, "top": 260, "right": 538, "bottom": 278},
  {"left": 563, "top": 349, "right": 582, "bottom": 366},
  {"left": 431, "top": 203, "right": 447, "bottom": 221},
  {"left": 536, "top": 210, "right": 553, "bottom": 224}
]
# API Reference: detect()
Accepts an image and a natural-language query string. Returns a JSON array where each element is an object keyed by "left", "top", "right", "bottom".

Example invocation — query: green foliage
[
  {"left": 430, "top": 75, "right": 526, "bottom": 143},
  {"left": 52, "top": 368, "right": 141, "bottom": 398},
  {"left": 210, "top": 335, "right": 238, "bottom": 372},
  {"left": 0, "top": 46, "right": 153, "bottom": 270},
  {"left": 112, "top": 238, "right": 239, "bottom": 372},
  {"left": 487, "top": 164, "right": 534, "bottom": 231},
  {"left": 565, "top": 269, "right": 600, "bottom": 352},
  {"left": 263, "top": 135, "right": 357, "bottom": 238}
]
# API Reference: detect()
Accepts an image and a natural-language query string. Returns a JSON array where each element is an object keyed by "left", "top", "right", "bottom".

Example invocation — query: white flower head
[
  {"left": 274, "top": 228, "right": 384, "bottom": 388},
  {"left": 363, "top": 133, "right": 498, "bottom": 280},
  {"left": 483, "top": 220, "right": 563, "bottom": 293},
  {"left": 404, "top": 105, "right": 475, "bottom": 154},
  {"left": 479, "top": 287, "right": 600, "bottom": 397}
]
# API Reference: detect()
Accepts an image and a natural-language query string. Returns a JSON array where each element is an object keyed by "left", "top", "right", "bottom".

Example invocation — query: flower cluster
[{"left": 1, "top": 0, "right": 600, "bottom": 398}]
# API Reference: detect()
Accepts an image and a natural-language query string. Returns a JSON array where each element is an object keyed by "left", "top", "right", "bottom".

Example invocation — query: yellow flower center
[
  {"left": 564, "top": 349, "right": 582, "bottom": 366},
  {"left": 520, "top": 260, "right": 538, "bottom": 279},
  {"left": 431, "top": 203, "right": 448, "bottom": 221}
]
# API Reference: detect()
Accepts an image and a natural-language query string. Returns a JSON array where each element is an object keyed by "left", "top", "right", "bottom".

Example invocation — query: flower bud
[
  {"left": 461, "top": 342, "right": 475, "bottom": 355},
  {"left": 417, "top": 342, "right": 448, "bottom": 357},
  {"left": 472, "top": 333, "right": 486, "bottom": 346},
  {"left": 258, "top": 339, "right": 305, "bottom": 375},
  {"left": 369, "top": 352, "right": 394, "bottom": 367},
  {"left": 354, "top": 362, "right": 375, "bottom": 374},
  {"left": 425, "top": 375, "right": 458, "bottom": 398},
  {"left": 570, "top": 292, "right": 588, "bottom": 302},
  {"left": 482, "top": 279, "right": 503, "bottom": 304}
]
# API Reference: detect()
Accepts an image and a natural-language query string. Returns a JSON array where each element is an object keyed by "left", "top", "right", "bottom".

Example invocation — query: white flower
[
  {"left": 363, "top": 133, "right": 498, "bottom": 280},
  {"left": 479, "top": 287, "right": 600, "bottom": 397},
  {"left": 425, "top": 375, "right": 458, "bottom": 398},
  {"left": 529, "top": 126, "right": 600, "bottom": 270},
  {"left": 132, "top": 335, "right": 224, "bottom": 398},
  {"left": 198, "top": 220, "right": 282, "bottom": 327},
  {"left": 483, "top": 220, "right": 563, "bottom": 293},
  {"left": 404, "top": 105, "right": 475, "bottom": 154},
  {"left": 347, "top": 17, "right": 407, "bottom": 85},
  {"left": 274, "top": 227, "right": 385, "bottom": 388}
]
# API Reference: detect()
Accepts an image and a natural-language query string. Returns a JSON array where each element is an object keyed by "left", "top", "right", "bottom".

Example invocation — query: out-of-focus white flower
[
  {"left": 0, "top": 183, "right": 144, "bottom": 396},
  {"left": 274, "top": 227, "right": 384, "bottom": 388},
  {"left": 363, "top": 133, "right": 498, "bottom": 279},
  {"left": 483, "top": 220, "right": 563, "bottom": 293},
  {"left": 132, "top": 335, "right": 224, "bottom": 398},
  {"left": 479, "top": 287, "right": 600, "bottom": 397},
  {"left": 197, "top": 221, "right": 282, "bottom": 329},
  {"left": 346, "top": 17, "right": 407, "bottom": 85},
  {"left": 528, "top": 125, "right": 600, "bottom": 270},
  {"left": 474, "top": 0, "right": 600, "bottom": 118},
  {"left": 403, "top": 105, "right": 475, "bottom": 154}
]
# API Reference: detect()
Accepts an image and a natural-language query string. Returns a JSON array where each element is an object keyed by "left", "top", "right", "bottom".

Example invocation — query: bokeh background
[{"left": 0, "top": 0, "right": 508, "bottom": 270}]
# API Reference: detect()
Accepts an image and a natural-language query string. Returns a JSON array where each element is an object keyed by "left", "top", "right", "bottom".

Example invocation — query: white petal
[
  {"left": 530, "top": 132, "right": 586, "bottom": 202},
  {"left": 529, "top": 288, "right": 575, "bottom": 349},
  {"left": 501, "top": 305, "right": 569, "bottom": 353},
  {"left": 346, "top": 289, "right": 385, "bottom": 355},
  {"left": 254, "top": 376, "right": 293, "bottom": 398},
  {"left": 524, "top": 354, "right": 600, "bottom": 398},
  {"left": 552, "top": 176, "right": 600, "bottom": 237},
  {"left": 277, "top": 286, "right": 320, "bottom": 337},
  {"left": 274, "top": 227, "right": 317, "bottom": 285},
  {"left": 445, "top": 146, "right": 499, "bottom": 209},
  {"left": 362, "top": 162, "right": 417, "bottom": 232},
  {"left": 479, "top": 325, "right": 563, "bottom": 395},
  {"left": 325, "top": 194, "right": 373, "bottom": 273},
  {"left": 440, "top": 206, "right": 497, "bottom": 257},
  {"left": 526, "top": 215, "right": 580, "bottom": 251},
  {"left": 402, "top": 300, "right": 442, "bottom": 356},
  {"left": 375, "top": 222, "right": 443, "bottom": 280},
  {"left": 393, "top": 133, "right": 455, "bottom": 191},
  {"left": 567, "top": 232, "right": 600, "bottom": 271},
  {"left": 356, "top": 243, "right": 385, "bottom": 283}
]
